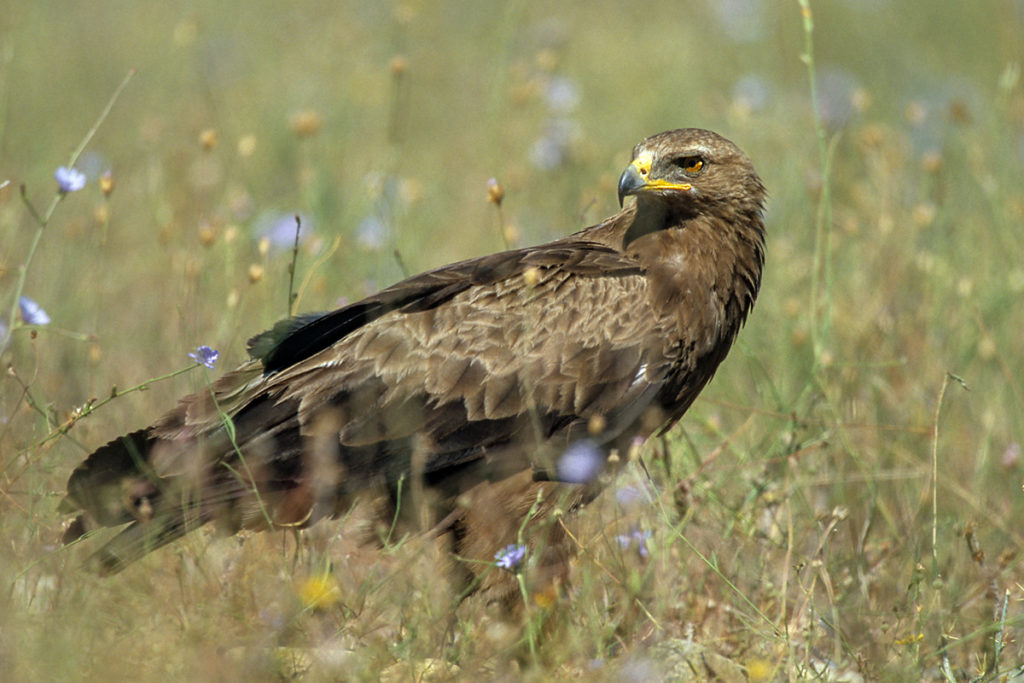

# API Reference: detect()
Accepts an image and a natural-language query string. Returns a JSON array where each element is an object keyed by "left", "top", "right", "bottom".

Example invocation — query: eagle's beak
[
  {"left": 617, "top": 151, "right": 692, "bottom": 207},
  {"left": 618, "top": 154, "right": 650, "bottom": 207}
]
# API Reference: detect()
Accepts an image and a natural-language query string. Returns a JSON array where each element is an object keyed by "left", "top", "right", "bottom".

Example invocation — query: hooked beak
[
  {"left": 617, "top": 151, "right": 692, "bottom": 207},
  {"left": 618, "top": 160, "right": 646, "bottom": 207}
]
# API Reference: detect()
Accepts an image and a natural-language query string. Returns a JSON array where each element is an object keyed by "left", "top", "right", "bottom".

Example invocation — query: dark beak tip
[
  {"left": 616, "top": 171, "right": 629, "bottom": 208},
  {"left": 617, "top": 165, "right": 644, "bottom": 208}
]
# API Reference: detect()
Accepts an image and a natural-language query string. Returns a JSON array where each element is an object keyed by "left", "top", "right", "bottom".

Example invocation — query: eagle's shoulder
[{"left": 249, "top": 232, "right": 641, "bottom": 375}]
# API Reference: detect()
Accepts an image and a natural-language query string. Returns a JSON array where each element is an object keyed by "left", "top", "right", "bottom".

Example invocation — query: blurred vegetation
[{"left": 2, "top": 0, "right": 1023, "bottom": 679}]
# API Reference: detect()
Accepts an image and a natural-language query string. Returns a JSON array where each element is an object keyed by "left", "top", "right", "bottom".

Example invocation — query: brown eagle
[{"left": 61, "top": 128, "right": 766, "bottom": 596}]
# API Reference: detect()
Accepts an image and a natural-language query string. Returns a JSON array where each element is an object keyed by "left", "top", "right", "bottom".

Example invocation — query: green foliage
[{"left": 2, "top": 1, "right": 1023, "bottom": 679}]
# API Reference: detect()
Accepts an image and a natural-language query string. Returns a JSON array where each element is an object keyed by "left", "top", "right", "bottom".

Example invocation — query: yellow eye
[{"left": 682, "top": 157, "right": 704, "bottom": 174}]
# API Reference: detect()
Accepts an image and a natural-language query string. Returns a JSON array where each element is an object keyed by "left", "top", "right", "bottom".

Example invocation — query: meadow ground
[{"left": 2, "top": 2, "right": 1023, "bottom": 680}]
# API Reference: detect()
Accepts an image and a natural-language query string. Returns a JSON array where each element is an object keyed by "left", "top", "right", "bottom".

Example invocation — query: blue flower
[
  {"left": 544, "top": 76, "right": 581, "bottom": 114},
  {"left": 616, "top": 528, "right": 652, "bottom": 559},
  {"left": 55, "top": 166, "right": 87, "bottom": 193},
  {"left": 732, "top": 74, "right": 773, "bottom": 113},
  {"left": 615, "top": 484, "right": 643, "bottom": 507},
  {"left": 19, "top": 296, "right": 51, "bottom": 325},
  {"left": 816, "top": 66, "right": 861, "bottom": 130},
  {"left": 556, "top": 439, "right": 604, "bottom": 483},
  {"left": 711, "top": 0, "right": 766, "bottom": 43},
  {"left": 529, "top": 118, "right": 578, "bottom": 170},
  {"left": 494, "top": 544, "right": 527, "bottom": 571},
  {"left": 188, "top": 345, "right": 219, "bottom": 369},
  {"left": 257, "top": 212, "right": 314, "bottom": 249},
  {"left": 355, "top": 214, "right": 390, "bottom": 250}
]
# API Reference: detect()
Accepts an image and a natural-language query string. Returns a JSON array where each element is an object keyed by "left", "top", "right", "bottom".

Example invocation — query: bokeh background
[{"left": 2, "top": 1, "right": 1023, "bottom": 679}]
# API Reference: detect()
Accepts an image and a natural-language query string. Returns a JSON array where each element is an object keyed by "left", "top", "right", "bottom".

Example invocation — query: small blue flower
[
  {"left": 55, "top": 166, "right": 87, "bottom": 193},
  {"left": 615, "top": 484, "right": 643, "bottom": 507},
  {"left": 544, "top": 76, "right": 581, "bottom": 114},
  {"left": 188, "top": 345, "right": 219, "bottom": 369},
  {"left": 529, "top": 118, "right": 579, "bottom": 171},
  {"left": 816, "top": 67, "right": 861, "bottom": 130},
  {"left": 556, "top": 439, "right": 604, "bottom": 483},
  {"left": 355, "top": 214, "right": 390, "bottom": 250},
  {"left": 732, "top": 74, "right": 773, "bottom": 113},
  {"left": 494, "top": 544, "right": 527, "bottom": 572},
  {"left": 616, "top": 528, "right": 652, "bottom": 559},
  {"left": 19, "top": 296, "right": 50, "bottom": 325},
  {"left": 257, "top": 212, "right": 314, "bottom": 249}
]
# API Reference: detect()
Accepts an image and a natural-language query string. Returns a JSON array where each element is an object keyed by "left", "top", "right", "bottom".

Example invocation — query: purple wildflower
[
  {"left": 356, "top": 215, "right": 389, "bottom": 249},
  {"left": 615, "top": 485, "right": 643, "bottom": 507},
  {"left": 557, "top": 439, "right": 604, "bottom": 483},
  {"left": 258, "top": 212, "right": 313, "bottom": 249},
  {"left": 544, "top": 76, "right": 581, "bottom": 114},
  {"left": 530, "top": 118, "right": 578, "bottom": 170},
  {"left": 732, "top": 74, "right": 773, "bottom": 113},
  {"left": 55, "top": 166, "right": 87, "bottom": 193},
  {"left": 711, "top": 0, "right": 766, "bottom": 43},
  {"left": 19, "top": 296, "right": 50, "bottom": 325},
  {"left": 816, "top": 66, "right": 861, "bottom": 130},
  {"left": 616, "top": 528, "right": 652, "bottom": 559},
  {"left": 494, "top": 544, "right": 527, "bottom": 571},
  {"left": 188, "top": 345, "right": 219, "bottom": 369}
]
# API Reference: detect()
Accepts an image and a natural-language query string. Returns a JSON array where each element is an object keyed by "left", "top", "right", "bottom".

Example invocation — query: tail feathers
[
  {"left": 60, "top": 425, "right": 306, "bottom": 573},
  {"left": 62, "top": 405, "right": 339, "bottom": 573},
  {"left": 85, "top": 507, "right": 209, "bottom": 576},
  {"left": 61, "top": 429, "right": 159, "bottom": 527},
  {"left": 60, "top": 428, "right": 199, "bottom": 574}
]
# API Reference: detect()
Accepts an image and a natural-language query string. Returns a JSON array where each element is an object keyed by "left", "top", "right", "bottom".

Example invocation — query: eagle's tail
[{"left": 60, "top": 429, "right": 212, "bottom": 574}]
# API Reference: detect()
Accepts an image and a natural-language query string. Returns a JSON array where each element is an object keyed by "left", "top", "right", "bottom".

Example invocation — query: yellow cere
[{"left": 631, "top": 151, "right": 654, "bottom": 177}]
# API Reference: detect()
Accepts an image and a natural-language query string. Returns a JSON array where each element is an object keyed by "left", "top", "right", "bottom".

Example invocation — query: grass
[{"left": 2, "top": 1, "right": 1024, "bottom": 679}]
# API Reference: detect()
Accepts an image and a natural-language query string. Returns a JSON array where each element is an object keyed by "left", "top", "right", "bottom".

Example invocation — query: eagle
[{"left": 60, "top": 128, "right": 766, "bottom": 600}]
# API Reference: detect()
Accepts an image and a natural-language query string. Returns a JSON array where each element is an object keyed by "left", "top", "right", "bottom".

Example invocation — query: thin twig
[{"left": 68, "top": 69, "right": 137, "bottom": 169}]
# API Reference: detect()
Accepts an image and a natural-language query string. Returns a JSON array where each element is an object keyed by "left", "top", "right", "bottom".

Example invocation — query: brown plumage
[{"left": 61, "top": 128, "right": 766, "bottom": 600}]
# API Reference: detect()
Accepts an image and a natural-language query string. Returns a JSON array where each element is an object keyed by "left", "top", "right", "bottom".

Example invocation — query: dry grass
[{"left": 2, "top": 1, "right": 1023, "bottom": 680}]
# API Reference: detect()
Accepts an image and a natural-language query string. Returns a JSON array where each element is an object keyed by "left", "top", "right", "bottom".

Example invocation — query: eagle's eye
[{"left": 676, "top": 156, "right": 704, "bottom": 175}]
